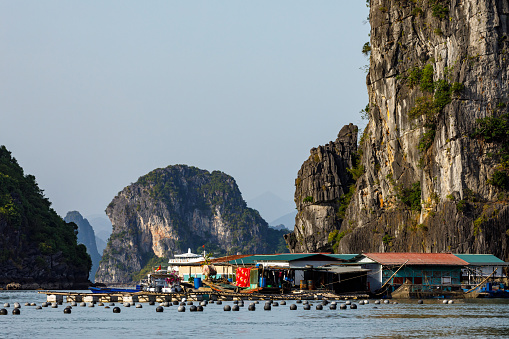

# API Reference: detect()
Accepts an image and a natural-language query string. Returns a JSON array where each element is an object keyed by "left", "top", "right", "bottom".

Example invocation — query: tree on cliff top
[{"left": 0, "top": 145, "right": 91, "bottom": 274}]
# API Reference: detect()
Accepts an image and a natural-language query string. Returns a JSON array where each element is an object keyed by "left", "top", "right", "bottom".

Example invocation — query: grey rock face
[
  {"left": 287, "top": 0, "right": 509, "bottom": 260},
  {"left": 64, "top": 211, "right": 102, "bottom": 282},
  {"left": 96, "top": 165, "right": 287, "bottom": 284},
  {"left": 284, "top": 124, "right": 358, "bottom": 252},
  {"left": 338, "top": 0, "right": 509, "bottom": 259}
]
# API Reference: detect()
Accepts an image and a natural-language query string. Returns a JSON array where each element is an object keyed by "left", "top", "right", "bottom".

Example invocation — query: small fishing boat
[{"left": 89, "top": 285, "right": 143, "bottom": 294}]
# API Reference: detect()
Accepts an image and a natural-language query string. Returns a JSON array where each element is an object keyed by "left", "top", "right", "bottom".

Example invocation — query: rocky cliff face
[
  {"left": 0, "top": 146, "right": 91, "bottom": 289},
  {"left": 287, "top": 0, "right": 509, "bottom": 260},
  {"left": 64, "top": 211, "right": 102, "bottom": 282},
  {"left": 96, "top": 165, "right": 287, "bottom": 284},
  {"left": 284, "top": 124, "right": 358, "bottom": 252}
]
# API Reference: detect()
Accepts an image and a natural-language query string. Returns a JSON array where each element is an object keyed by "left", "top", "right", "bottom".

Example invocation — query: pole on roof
[
  {"left": 465, "top": 268, "right": 497, "bottom": 293},
  {"left": 380, "top": 260, "right": 409, "bottom": 289}
]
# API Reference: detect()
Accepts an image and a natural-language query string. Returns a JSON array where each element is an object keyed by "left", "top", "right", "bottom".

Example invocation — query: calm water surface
[{"left": 1, "top": 291, "right": 509, "bottom": 338}]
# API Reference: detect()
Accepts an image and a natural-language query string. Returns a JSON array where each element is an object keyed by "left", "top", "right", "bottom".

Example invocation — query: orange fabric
[{"left": 236, "top": 267, "right": 251, "bottom": 287}]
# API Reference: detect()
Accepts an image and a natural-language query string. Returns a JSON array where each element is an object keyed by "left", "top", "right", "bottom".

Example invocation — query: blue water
[{"left": 1, "top": 291, "right": 509, "bottom": 338}]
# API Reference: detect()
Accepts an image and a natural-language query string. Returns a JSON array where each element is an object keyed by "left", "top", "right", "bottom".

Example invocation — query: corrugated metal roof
[
  {"left": 362, "top": 253, "right": 469, "bottom": 266},
  {"left": 454, "top": 254, "right": 505, "bottom": 265},
  {"left": 326, "top": 254, "right": 358, "bottom": 261},
  {"left": 227, "top": 253, "right": 340, "bottom": 265}
]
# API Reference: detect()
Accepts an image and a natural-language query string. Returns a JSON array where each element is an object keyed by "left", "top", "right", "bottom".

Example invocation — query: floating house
[
  {"left": 454, "top": 254, "right": 508, "bottom": 284},
  {"left": 352, "top": 253, "right": 469, "bottom": 296},
  {"left": 228, "top": 253, "right": 359, "bottom": 292}
]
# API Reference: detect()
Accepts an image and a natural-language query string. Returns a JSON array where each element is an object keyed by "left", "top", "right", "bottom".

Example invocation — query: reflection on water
[{"left": 0, "top": 291, "right": 508, "bottom": 338}]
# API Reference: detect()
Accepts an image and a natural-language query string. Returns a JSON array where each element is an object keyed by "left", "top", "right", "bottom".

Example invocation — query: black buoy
[
  {"left": 329, "top": 304, "right": 337, "bottom": 310},
  {"left": 273, "top": 302, "right": 279, "bottom": 307},
  {"left": 374, "top": 300, "right": 380, "bottom": 305},
  {"left": 339, "top": 304, "right": 347, "bottom": 310},
  {"left": 303, "top": 304, "right": 310, "bottom": 310},
  {"left": 113, "top": 307, "right": 121, "bottom": 313},
  {"left": 0, "top": 309, "right": 7, "bottom": 315},
  {"left": 321, "top": 300, "right": 328, "bottom": 306},
  {"left": 248, "top": 304, "right": 256, "bottom": 311},
  {"left": 88, "top": 303, "right": 94, "bottom": 308},
  {"left": 36, "top": 306, "right": 42, "bottom": 310},
  {"left": 109, "top": 303, "right": 115, "bottom": 306},
  {"left": 24, "top": 302, "right": 30, "bottom": 306},
  {"left": 187, "top": 301, "right": 193, "bottom": 306},
  {"left": 197, "top": 306, "right": 204, "bottom": 312},
  {"left": 173, "top": 300, "right": 179, "bottom": 305},
  {"left": 3, "top": 303, "right": 9, "bottom": 308},
  {"left": 296, "top": 300, "right": 302, "bottom": 304},
  {"left": 98, "top": 302, "right": 104, "bottom": 307},
  {"left": 52, "top": 304, "right": 58, "bottom": 308},
  {"left": 290, "top": 304, "right": 297, "bottom": 310},
  {"left": 200, "top": 301, "right": 207, "bottom": 307},
  {"left": 156, "top": 306, "right": 164, "bottom": 312},
  {"left": 190, "top": 305, "right": 197, "bottom": 312},
  {"left": 136, "top": 304, "right": 142, "bottom": 308},
  {"left": 233, "top": 300, "right": 238, "bottom": 305},
  {"left": 224, "top": 305, "right": 231, "bottom": 311},
  {"left": 350, "top": 304, "right": 357, "bottom": 309},
  {"left": 316, "top": 304, "right": 323, "bottom": 310},
  {"left": 163, "top": 302, "right": 170, "bottom": 307},
  {"left": 64, "top": 308, "right": 71, "bottom": 314},
  {"left": 105, "top": 306, "right": 110, "bottom": 309},
  {"left": 12, "top": 308, "right": 20, "bottom": 315},
  {"left": 232, "top": 305, "right": 239, "bottom": 311},
  {"left": 280, "top": 301, "right": 286, "bottom": 305},
  {"left": 345, "top": 301, "right": 351, "bottom": 305},
  {"left": 71, "top": 302, "right": 77, "bottom": 307},
  {"left": 216, "top": 301, "right": 222, "bottom": 305},
  {"left": 359, "top": 301, "right": 365, "bottom": 305},
  {"left": 255, "top": 301, "right": 259, "bottom": 304},
  {"left": 263, "top": 304, "right": 271, "bottom": 311},
  {"left": 149, "top": 301, "right": 155, "bottom": 306},
  {"left": 178, "top": 306, "right": 185, "bottom": 312},
  {"left": 179, "top": 302, "right": 185, "bottom": 306}
]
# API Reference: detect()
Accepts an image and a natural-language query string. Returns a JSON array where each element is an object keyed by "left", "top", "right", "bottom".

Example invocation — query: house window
[
  {"left": 393, "top": 277, "right": 404, "bottom": 284},
  {"left": 442, "top": 276, "right": 451, "bottom": 285}
]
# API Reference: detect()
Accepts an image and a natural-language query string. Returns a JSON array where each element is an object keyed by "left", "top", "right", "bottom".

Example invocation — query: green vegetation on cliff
[{"left": 0, "top": 146, "right": 91, "bottom": 275}]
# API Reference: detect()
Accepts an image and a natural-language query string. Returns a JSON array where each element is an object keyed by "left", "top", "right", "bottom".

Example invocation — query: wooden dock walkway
[{"left": 38, "top": 289, "right": 370, "bottom": 303}]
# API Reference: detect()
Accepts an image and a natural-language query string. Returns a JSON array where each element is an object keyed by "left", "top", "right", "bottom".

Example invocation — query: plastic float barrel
[
  {"left": 299, "top": 280, "right": 307, "bottom": 290},
  {"left": 308, "top": 280, "right": 314, "bottom": 290},
  {"left": 194, "top": 277, "right": 202, "bottom": 289}
]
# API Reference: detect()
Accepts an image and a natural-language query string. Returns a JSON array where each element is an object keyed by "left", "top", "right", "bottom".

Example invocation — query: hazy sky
[{"left": 1, "top": 1, "right": 370, "bottom": 220}]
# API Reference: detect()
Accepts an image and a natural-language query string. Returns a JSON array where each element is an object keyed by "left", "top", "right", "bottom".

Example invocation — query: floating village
[{"left": 37, "top": 249, "right": 509, "bottom": 308}]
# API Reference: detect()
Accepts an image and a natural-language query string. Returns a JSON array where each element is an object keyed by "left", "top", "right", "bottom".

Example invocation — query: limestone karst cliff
[
  {"left": 0, "top": 146, "right": 91, "bottom": 289},
  {"left": 96, "top": 165, "right": 288, "bottom": 284},
  {"left": 64, "top": 211, "right": 102, "bottom": 282},
  {"left": 287, "top": 0, "right": 509, "bottom": 260},
  {"left": 284, "top": 124, "right": 358, "bottom": 252}
]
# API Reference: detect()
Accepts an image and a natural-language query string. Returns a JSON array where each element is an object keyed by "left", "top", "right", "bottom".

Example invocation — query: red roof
[{"left": 363, "top": 253, "right": 468, "bottom": 266}]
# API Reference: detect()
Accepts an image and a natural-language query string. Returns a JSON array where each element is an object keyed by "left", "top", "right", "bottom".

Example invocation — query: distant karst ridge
[{"left": 96, "top": 165, "right": 287, "bottom": 284}]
